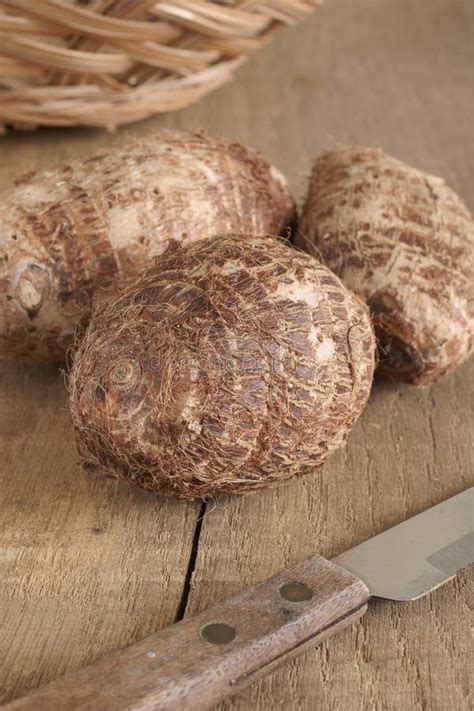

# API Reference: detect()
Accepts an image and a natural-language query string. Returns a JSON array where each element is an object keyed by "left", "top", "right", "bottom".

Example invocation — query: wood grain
[
  {"left": 1, "top": 1, "right": 473, "bottom": 710},
  {"left": 2, "top": 557, "right": 369, "bottom": 710},
  {"left": 0, "top": 362, "right": 200, "bottom": 701}
]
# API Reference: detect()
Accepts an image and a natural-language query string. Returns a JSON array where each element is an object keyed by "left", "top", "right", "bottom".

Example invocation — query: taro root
[
  {"left": 0, "top": 131, "right": 294, "bottom": 361},
  {"left": 69, "top": 234, "right": 375, "bottom": 499},
  {"left": 297, "top": 146, "right": 474, "bottom": 385}
]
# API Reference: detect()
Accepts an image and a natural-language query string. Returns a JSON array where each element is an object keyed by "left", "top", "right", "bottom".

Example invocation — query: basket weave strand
[{"left": 0, "top": 0, "right": 320, "bottom": 130}]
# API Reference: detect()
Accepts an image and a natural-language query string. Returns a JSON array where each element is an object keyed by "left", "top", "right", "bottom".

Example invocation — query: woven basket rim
[{"left": 0, "top": 0, "right": 320, "bottom": 129}]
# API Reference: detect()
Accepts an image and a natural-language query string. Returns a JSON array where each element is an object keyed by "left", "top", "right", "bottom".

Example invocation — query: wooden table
[{"left": 1, "top": 1, "right": 473, "bottom": 709}]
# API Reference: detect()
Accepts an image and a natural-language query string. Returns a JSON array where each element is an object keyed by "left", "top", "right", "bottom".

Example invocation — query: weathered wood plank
[{"left": 0, "top": 363, "right": 200, "bottom": 704}]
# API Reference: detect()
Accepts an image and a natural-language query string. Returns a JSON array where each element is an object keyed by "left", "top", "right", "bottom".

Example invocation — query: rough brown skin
[
  {"left": 0, "top": 131, "right": 295, "bottom": 361},
  {"left": 297, "top": 146, "right": 474, "bottom": 385},
  {"left": 69, "top": 234, "right": 375, "bottom": 499}
]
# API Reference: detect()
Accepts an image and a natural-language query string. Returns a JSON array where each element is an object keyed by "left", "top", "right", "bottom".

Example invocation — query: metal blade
[{"left": 333, "top": 488, "right": 474, "bottom": 601}]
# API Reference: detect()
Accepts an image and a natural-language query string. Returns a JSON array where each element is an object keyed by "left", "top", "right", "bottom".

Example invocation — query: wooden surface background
[{"left": 0, "top": 1, "right": 473, "bottom": 709}]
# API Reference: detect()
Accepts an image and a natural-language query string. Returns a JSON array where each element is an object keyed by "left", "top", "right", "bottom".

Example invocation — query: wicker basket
[{"left": 0, "top": 0, "right": 320, "bottom": 130}]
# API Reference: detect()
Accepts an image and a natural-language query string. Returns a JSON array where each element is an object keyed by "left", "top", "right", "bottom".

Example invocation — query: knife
[{"left": 4, "top": 488, "right": 473, "bottom": 711}]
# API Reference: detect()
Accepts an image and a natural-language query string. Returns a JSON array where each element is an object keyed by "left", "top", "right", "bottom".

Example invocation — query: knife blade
[
  {"left": 3, "top": 488, "right": 473, "bottom": 711},
  {"left": 334, "top": 487, "right": 473, "bottom": 600}
]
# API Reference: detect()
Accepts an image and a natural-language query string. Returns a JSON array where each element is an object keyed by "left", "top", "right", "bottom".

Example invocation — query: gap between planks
[{"left": 175, "top": 500, "right": 208, "bottom": 622}]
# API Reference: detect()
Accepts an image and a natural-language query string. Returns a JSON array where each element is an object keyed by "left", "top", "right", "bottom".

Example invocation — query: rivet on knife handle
[{"left": 2, "top": 556, "right": 369, "bottom": 711}]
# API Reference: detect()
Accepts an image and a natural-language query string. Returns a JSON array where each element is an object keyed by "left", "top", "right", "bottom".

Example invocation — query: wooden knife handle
[{"left": 4, "top": 555, "right": 369, "bottom": 711}]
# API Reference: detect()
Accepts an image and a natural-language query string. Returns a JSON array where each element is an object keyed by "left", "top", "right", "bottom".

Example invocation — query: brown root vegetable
[
  {"left": 69, "top": 234, "right": 375, "bottom": 500},
  {"left": 297, "top": 146, "right": 474, "bottom": 385},
  {"left": 0, "top": 131, "right": 294, "bottom": 361}
]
